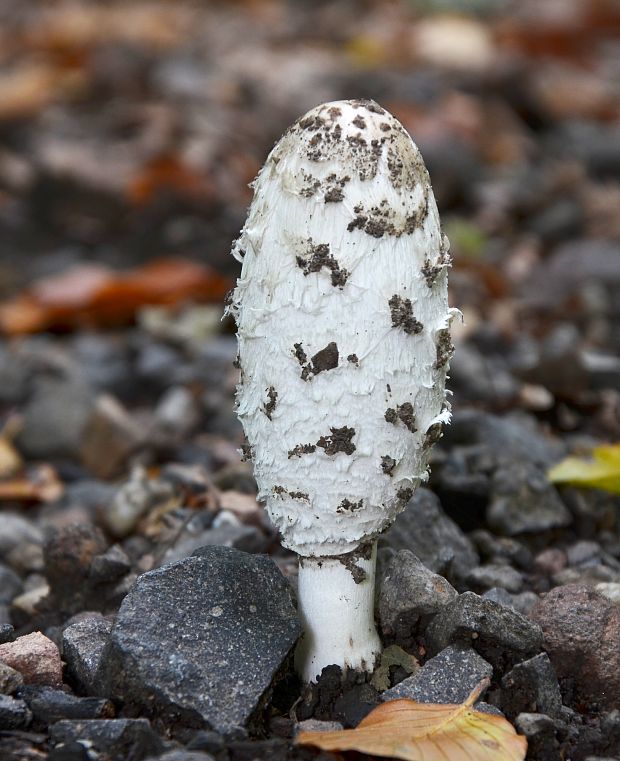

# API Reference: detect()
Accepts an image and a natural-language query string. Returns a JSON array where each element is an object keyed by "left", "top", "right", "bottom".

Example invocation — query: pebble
[
  {"left": 89, "top": 545, "right": 132, "bottom": 584},
  {"left": 529, "top": 584, "right": 620, "bottom": 710},
  {"left": 0, "top": 624, "right": 14, "bottom": 644},
  {"left": 333, "top": 683, "right": 379, "bottom": 727},
  {"left": 103, "top": 467, "right": 175, "bottom": 539},
  {"left": 80, "top": 394, "right": 146, "bottom": 479},
  {"left": 0, "top": 565, "right": 23, "bottom": 604},
  {"left": 487, "top": 460, "right": 572, "bottom": 536},
  {"left": 165, "top": 519, "right": 266, "bottom": 563},
  {"left": 379, "top": 550, "right": 457, "bottom": 642},
  {"left": 154, "top": 385, "right": 201, "bottom": 437},
  {"left": 62, "top": 618, "right": 112, "bottom": 696},
  {"left": 595, "top": 582, "right": 620, "bottom": 604},
  {"left": 0, "top": 632, "right": 63, "bottom": 687},
  {"left": 534, "top": 548, "right": 568, "bottom": 576},
  {"left": 382, "top": 644, "right": 492, "bottom": 704},
  {"left": 146, "top": 752, "right": 215, "bottom": 761},
  {"left": 0, "top": 661, "right": 23, "bottom": 694},
  {"left": 295, "top": 718, "right": 344, "bottom": 734},
  {"left": 501, "top": 653, "right": 562, "bottom": 720},
  {"left": 50, "top": 718, "right": 165, "bottom": 761},
  {"left": 515, "top": 712, "right": 561, "bottom": 761},
  {"left": 380, "top": 488, "right": 479, "bottom": 582},
  {"left": 0, "top": 694, "right": 32, "bottom": 730},
  {"left": 465, "top": 564, "right": 524, "bottom": 594},
  {"left": 425, "top": 591, "right": 543, "bottom": 672},
  {"left": 98, "top": 547, "right": 300, "bottom": 733},
  {"left": 482, "top": 588, "right": 539, "bottom": 616},
  {"left": 0, "top": 514, "right": 43, "bottom": 559},
  {"left": 469, "top": 529, "right": 533, "bottom": 570},
  {"left": 20, "top": 686, "right": 114, "bottom": 725},
  {"left": 15, "top": 377, "right": 95, "bottom": 460}
]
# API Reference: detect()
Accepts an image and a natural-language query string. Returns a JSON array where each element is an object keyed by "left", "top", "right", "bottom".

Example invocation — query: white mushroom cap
[{"left": 230, "top": 99, "right": 454, "bottom": 557}]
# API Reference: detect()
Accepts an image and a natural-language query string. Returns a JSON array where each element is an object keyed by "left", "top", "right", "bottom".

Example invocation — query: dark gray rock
[
  {"left": 448, "top": 343, "right": 519, "bottom": 407},
  {"left": 469, "top": 529, "right": 533, "bottom": 570},
  {"left": 50, "top": 718, "right": 165, "bottom": 761},
  {"left": 166, "top": 521, "right": 265, "bottom": 564},
  {"left": 89, "top": 545, "right": 132, "bottom": 584},
  {"left": 15, "top": 377, "right": 95, "bottom": 460},
  {"left": 0, "top": 624, "right": 14, "bottom": 644},
  {"left": 334, "top": 683, "right": 379, "bottom": 728},
  {"left": 501, "top": 653, "right": 562, "bottom": 720},
  {"left": 482, "top": 588, "right": 539, "bottom": 616},
  {"left": 529, "top": 584, "right": 620, "bottom": 710},
  {"left": 0, "top": 694, "right": 32, "bottom": 729},
  {"left": 20, "top": 686, "right": 114, "bottom": 726},
  {"left": 466, "top": 564, "right": 524, "bottom": 593},
  {"left": 488, "top": 460, "right": 571, "bottom": 536},
  {"left": 379, "top": 550, "right": 457, "bottom": 642},
  {"left": 382, "top": 644, "right": 492, "bottom": 704},
  {"left": 146, "top": 752, "right": 215, "bottom": 761},
  {"left": 380, "top": 488, "right": 478, "bottom": 582},
  {"left": 515, "top": 713, "right": 561, "bottom": 761},
  {"left": 62, "top": 618, "right": 112, "bottom": 695},
  {"left": 97, "top": 548, "right": 300, "bottom": 732},
  {"left": 425, "top": 591, "right": 543, "bottom": 672},
  {"left": 440, "top": 409, "right": 565, "bottom": 468},
  {"left": 0, "top": 565, "right": 23, "bottom": 604}
]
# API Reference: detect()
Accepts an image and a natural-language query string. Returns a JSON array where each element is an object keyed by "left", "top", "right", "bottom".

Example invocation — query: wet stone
[
  {"left": 97, "top": 548, "right": 300, "bottom": 733},
  {"left": 50, "top": 718, "right": 165, "bottom": 761},
  {"left": 382, "top": 644, "right": 492, "bottom": 704},
  {"left": 425, "top": 591, "right": 543, "bottom": 672}
]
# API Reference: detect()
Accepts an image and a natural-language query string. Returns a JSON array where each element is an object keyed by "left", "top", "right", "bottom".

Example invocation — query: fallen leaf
[
  {"left": 297, "top": 680, "right": 526, "bottom": 761},
  {"left": 0, "top": 63, "right": 81, "bottom": 121},
  {"left": 0, "top": 436, "right": 22, "bottom": 478},
  {"left": 0, "top": 258, "right": 231, "bottom": 335},
  {"left": 548, "top": 443, "right": 620, "bottom": 494},
  {"left": 127, "top": 153, "right": 214, "bottom": 206},
  {"left": 0, "top": 464, "right": 63, "bottom": 503}
]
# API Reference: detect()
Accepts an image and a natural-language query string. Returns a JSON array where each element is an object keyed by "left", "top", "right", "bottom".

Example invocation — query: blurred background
[{"left": 0, "top": 1, "right": 619, "bottom": 544}]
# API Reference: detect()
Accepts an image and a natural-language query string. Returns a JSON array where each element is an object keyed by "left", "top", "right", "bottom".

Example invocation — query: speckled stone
[
  {"left": 97, "top": 547, "right": 300, "bottom": 733},
  {"left": 381, "top": 644, "right": 492, "bottom": 704}
]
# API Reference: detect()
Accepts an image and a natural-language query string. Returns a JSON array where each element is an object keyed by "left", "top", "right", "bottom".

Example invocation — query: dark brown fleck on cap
[
  {"left": 316, "top": 426, "right": 356, "bottom": 456},
  {"left": 288, "top": 443, "right": 317, "bottom": 458},
  {"left": 435, "top": 329, "right": 454, "bottom": 369},
  {"left": 262, "top": 386, "right": 278, "bottom": 419},
  {"left": 311, "top": 342, "right": 339, "bottom": 375},
  {"left": 384, "top": 402, "right": 416, "bottom": 432},
  {"left": 381, "top": 455, "right": 396, "bottom": 476},
  {"left": 389, "top": 295, "right": 424, "bottom": 335}
]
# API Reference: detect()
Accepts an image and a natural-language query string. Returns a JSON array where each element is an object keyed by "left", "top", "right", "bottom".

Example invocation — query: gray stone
[
  {"left": 0, "top": 514, "right": 43, "bottom": 559},
  {"left": 20, "top": 686, "right": 114, "bottom": 725},
  {"left": 15, "top": 377, "right": 95, "bottom": 459},
  {"left": 379, "top": 550, "right": 457, "bottom": 641},
  {"left": 380, "top": 488, "right": 479, "bottom": 582},
  {"left": 482, "top": 588, "right": 539, "bottom": 616},
  {"left": 0, "top": 694, "right": 32, "bottom": 729},
  {"left": 466, "top": 564, "right": 524, "bottom": 593},
  {"left": 50, "top": 719, "right": 165, "bottom": 761},
  {"left": 0, "top": 565, "right": 23, "bottom": 604},
  {"left": 382, "top": 644, "right": 492, "bottom": 704},
  {"left": 97, "top": 548, "right": 300, "bottom": 733},
  {"left": 488, "top": 460, "right": 571, "bottom": 535},
  {"left": 501, "top": 653, "right": 562, "bottom": 720},
  {"left": 566, "top": 540, "right": 603, "bottom": 567},
  {"left": 0, "top": 661, "right": 23, "bottom": 695},
  {"left": 165, "top": 521, "right": 265, "bottom": 564},
  {"left": 514, "top": 713, "right": 560, "bottom": 761},
  {"left": 469, "top": 530, "right": 533, "bottom": 570},
  {"left": 425, "top": 591, "right": 543, "bottom": 671},
  {"left": 295, "top": 719, "right": 344, "bottom": 734},
  {"left": 62, "top": 618, "right": 112, "bottom": 695},
  {"left": 89, "top": 545, "right": 131, "bottom": 584},
  {"left": 147, "top": 753, "right": 215, "bottom": 761}
]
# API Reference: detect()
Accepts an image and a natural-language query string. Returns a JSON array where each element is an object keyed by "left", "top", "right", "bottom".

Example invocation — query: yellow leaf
[
  {"left": 548, "top": 443, "right": 620, "bottom": 495},
  {"left": 297, "top": 680, "right": 526, "bottom": 761}
]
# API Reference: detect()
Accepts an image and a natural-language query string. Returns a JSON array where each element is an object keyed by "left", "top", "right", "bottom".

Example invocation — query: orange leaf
[
  {"left": 297, "top": 681, "right": 526, "bottom": 761},
  {"left": 0, "top": 464, "right": 63, "bottom": 504},
  {"left": 0, "top": 258, "right": 231, "bottom": 335}
]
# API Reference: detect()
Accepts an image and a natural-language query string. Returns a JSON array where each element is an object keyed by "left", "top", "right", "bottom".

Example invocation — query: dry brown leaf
[
  {"left": 0, "top": 464, "right": 63, "bottom": 504},
  {"left": 297, "top": 680, "right": 526, "bottom": 761},
  {"left": 0, "top": 63, "right": 81, "bottom": 121},
  {"left": 0, "top": 436, "right": 22, "bottom": 478},
  {"left": 0, "top": 258, "right": 231, "bottom": 335}
]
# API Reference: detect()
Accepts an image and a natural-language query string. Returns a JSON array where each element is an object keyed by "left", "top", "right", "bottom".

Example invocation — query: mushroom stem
[{"left": 295, "top": 541, "right": 381, "bottom": 683}]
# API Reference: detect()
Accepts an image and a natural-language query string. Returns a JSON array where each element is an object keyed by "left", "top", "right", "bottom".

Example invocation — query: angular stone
[
  {"left": 0, "top": 565, "right": 23, "bottom": 604},
  {"left": 529, "top": 584, "right": 620, "bottom": 709},
  {"left": 482, "top": 588, "right": 539, "bottom": 616},
  {"left": 379, "top": 550, "right": 457, "bottom": 641},
  {"left": 0, "top": 661, "right": 23, "bottom": 695},
  {"left": 382, "top": 644, "right": 492, "bottom": 704},
  {"left": 488, "top": 460, "right": 571, "bottom": 536},
  {"left": 62, "top": 618, "right": 113, "bottom": 695},
  {"left": 425, "top": 592, "right": 543, "bottom": 672},
  {"left": 466, "top": 564, "right": 524, "bottom": 594},
  {"left": 380, "top": 488, "right": 479, "bottom": 582},
  {"left": 0, "top": 632, "right": 63, "bottom": 686},
  {"left": 97, "top": 548, "right": 300, "bottom": 732},
  {"left": 50, "top": 719, "right": 165, "bottom": 761},
  {"left": 0, "top": 694, "right": 31, "bottom": 730},
  {"left": 515, "top": 713, "right": 561, "bottom": 761},
  {"left": 20, "top": 686, "right": 114, "bottom": 725},
  {"left": 501, "top": 653, "right": 562, "bottom": 720}
]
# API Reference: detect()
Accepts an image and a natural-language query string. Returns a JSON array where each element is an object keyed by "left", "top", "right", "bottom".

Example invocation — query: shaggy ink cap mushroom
[{"left": 228, "top": 99, "right": 456, "bottom": 682}]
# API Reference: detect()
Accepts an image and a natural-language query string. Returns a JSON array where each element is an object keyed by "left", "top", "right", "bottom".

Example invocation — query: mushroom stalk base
[{"left": 294, "top": 541, "right": 381, "bottom": 683}]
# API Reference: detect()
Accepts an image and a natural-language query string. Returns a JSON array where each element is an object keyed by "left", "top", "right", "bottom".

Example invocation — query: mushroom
[{"left": 228, "top": 99, "right": 456, "bottom": 682}]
